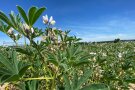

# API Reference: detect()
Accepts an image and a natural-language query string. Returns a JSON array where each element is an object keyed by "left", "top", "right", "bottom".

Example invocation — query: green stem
[{"left": 24, "top": 36, "right": 27, "bottom": 47}]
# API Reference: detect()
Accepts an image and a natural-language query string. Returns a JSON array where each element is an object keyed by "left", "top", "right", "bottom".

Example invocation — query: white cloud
[
  {"left": 67, "top": 17, "right": 135, "bottom": 41},
  {"left": 80, "top": 33, "right": 135, "bottom": 42}
]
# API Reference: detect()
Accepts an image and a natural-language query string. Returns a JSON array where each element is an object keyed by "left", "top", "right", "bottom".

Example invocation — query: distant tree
[{"left": 114, "top": 38, "right": 120, "bottom": 43}]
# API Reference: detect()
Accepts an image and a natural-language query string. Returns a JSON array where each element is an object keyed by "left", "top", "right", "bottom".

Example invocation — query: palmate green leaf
[
  {"left": 18, "top": 80, "right": 39, "bottom": 90},
  {"left": 9, "top": 11, "right": 17, "bottom": 28},
  {"left": 124, "top": 78, "right": 135, "bottom": 83},
  {"left": 74, "top": 60, "right": 90, "bottom": 66},
  {"left": 0, "top": 10, "right": 12, "bottom": 26},
  {"left": 31, "top": 7, "right": 46, "bottom": 25},
  {"left": 27, "top": 80, "right": 39, "bottom": 90},
  {"left": 9, "top": 11, "right": 22, "bottom": 30},
  {"left": 47, "top": 52, "right": 59, "bottom": 66},
  {"left": 17, "top": 5, "right": 46, "bottom": 26},
  {"left": 0, "top": 52, "right": 13, "bottom": 72},
  {"left": 16, "top": 5, "right": 29, "bottom": 25},
  {"left": 0, "top": 50, "right": 30, "bottom": 83},
  {"left": 15, "top": 46, "right": 33, "bottom": 56},
  {"left": 80, "top": 84, "right": 110, "bottom": 90},
  {"left": 71, "top": 72, "right": 78, "bottom": 90},
  {"left": 19, "top": 64, "right": 31, "bottom": 77},
  {"left": 76, "top": 69, "right": 92, "bottom": 90},
  {"left": 0, "top": 68, "right": 11, "bottom": 75},
  {"left": 2, "top": 74, "right": 20, "bottom": 83},
  {"left": 2, "top": 25, "right": 10, "bottom": 33},
  {"left": 28, "top": 7, "right": 37, "bottom": 26},
  {"left": 63, "top": 73, "right": 71, "bottom": 90}
]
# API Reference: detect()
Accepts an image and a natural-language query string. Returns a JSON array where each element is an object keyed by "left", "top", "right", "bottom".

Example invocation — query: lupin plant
[{"left": 0, "top": 5, "right": 110, "bottom": 90}]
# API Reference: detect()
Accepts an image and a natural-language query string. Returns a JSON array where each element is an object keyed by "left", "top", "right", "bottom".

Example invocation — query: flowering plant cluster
[
  {"left": 0, "top": 5, "right": 134, "bottom": 90},
  {"left": 0, "top": 5, "right": 109, "bottom": 90}
]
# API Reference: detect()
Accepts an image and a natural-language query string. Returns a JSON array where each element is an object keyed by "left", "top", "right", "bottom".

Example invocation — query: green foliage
[
  {"left": 0, "top": 49, "right": 30, "bottom": 83},
  {"left": 18, "top": 80, "right": 39, "bottom": 90},
  {"left": 0, "top": 5, "right": 134, "bottom": 90},
  {"left": 63, "top": 69, "right": 92, "bottom": 90},
  {"left": 17, "top": 5, "right": 46, "bottom": 26},
  {"left": 80, "top": 84, "right": 109, "bottom": 90}
]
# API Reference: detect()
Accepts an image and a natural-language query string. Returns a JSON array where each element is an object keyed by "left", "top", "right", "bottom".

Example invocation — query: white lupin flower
[
  {"left": 42, "top": 15, "right": 56, "bottom": 25},
  {"left": 7, "top": 28, "right": 14, "bottom": 35},
  {"left": 43, "top": 15, "right": 48, "bottom": 24},
  {"left": 103, "top": 53, "right": 107, "bottom": 56},
  {"left": 49, "top": 16, "right": 56, "bottom": 25},
  {"left": 89, "top": 52, "right": 96, "bottom": 55},
  {"left": 50, "top": 20, "right": 56, "bottom": 25},
  {"left": 118, "top": 53, "right": 122, "bottom": 58},
  {"left": 49, "top": 16, "right": 53, "bottom": 23},
  {"left": 31, "top": 28, "right": 34, "bottom": 33},
  {"left": 14, "top": 33, "right": 18, "bottom": 37}
]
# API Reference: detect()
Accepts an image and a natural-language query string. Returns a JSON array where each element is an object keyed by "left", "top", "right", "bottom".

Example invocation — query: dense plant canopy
[{"left": 0, "top": 5, "right": 135, "bottom": 90}]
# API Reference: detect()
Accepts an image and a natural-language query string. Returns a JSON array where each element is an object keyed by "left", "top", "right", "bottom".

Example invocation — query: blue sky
[{"left": 0, "top": 0, "right": 135, "bottom": 44}]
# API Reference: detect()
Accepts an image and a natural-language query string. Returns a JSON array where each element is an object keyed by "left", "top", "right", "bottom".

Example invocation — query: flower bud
[
  {"left": 7, "top": 28, "right": 14, "bottom": 35},
  {"left": 31, "top": 28, "right": 34, "bottom": 33},
  {"left": 23, "top": 23, "right": 31, "bottom": 35},
  {"left": 23, "top": 23, "right": 30, "bottom": 30},
  {"left": 50, "top": 35, "right": 57, "bottom": 41}
]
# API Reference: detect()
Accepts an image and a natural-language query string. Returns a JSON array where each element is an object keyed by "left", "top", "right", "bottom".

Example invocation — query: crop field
[{"left": 0, "top": 5, "right": 135, "bottom": 90}]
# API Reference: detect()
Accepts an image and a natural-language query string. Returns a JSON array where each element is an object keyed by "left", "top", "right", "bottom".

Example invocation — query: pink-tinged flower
[
  {"left": 7, "top": 28, "right": 14, "bottom": 35},
  {"left": 43, "top": 15, "right": 48, "bottom": 24},
  {"left": 23, "top": 23, "right": 34, "bottom": 35}
]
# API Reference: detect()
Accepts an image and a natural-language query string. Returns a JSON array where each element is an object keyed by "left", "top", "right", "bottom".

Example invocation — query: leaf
[
  {"left": 71, "top": 72, "right": 78, "bottom": 90},
  {"left": 31, "top": 7, "right": 46, "bottom": 25},
  {"left": 15, "top": 47, "right": 33, "bottom": 55},
  {"left": 9, "top": 11, "right": 17, "bottom": 28},
  {"left": 63, "top": 73, "right": 71, "bottom": 90},
  {"left": 17, "top": 5, "right": 29, "bottom": 25},
  {"left": 17, "top": 80, "right": 39, "bottom": 90},
  {"left": 80, "top": 84, "right": 110, "bottom": 90},
  {"left": 28, "top": 6, "right": 37, "bottom": 26},
  {"left": 27, "top": 80, "right": 39, "bottom": 90},
  {"left": 19, "top": 64, "right": 30, "bottom": 77},
  {"left": 0, "top": 52, "right": 13, "bottom": 72},
  {"left": 1, "top": 75, "right": 19, "bottom": 83},
  {"left": 76, "top": 69, "right": 92, "bottom": 90},
  {"left": 0, "top": 10, "right": 12, "bottom": 26},
  {"left": 0, "top": 50, "right": 29, "bottom": 83}
]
